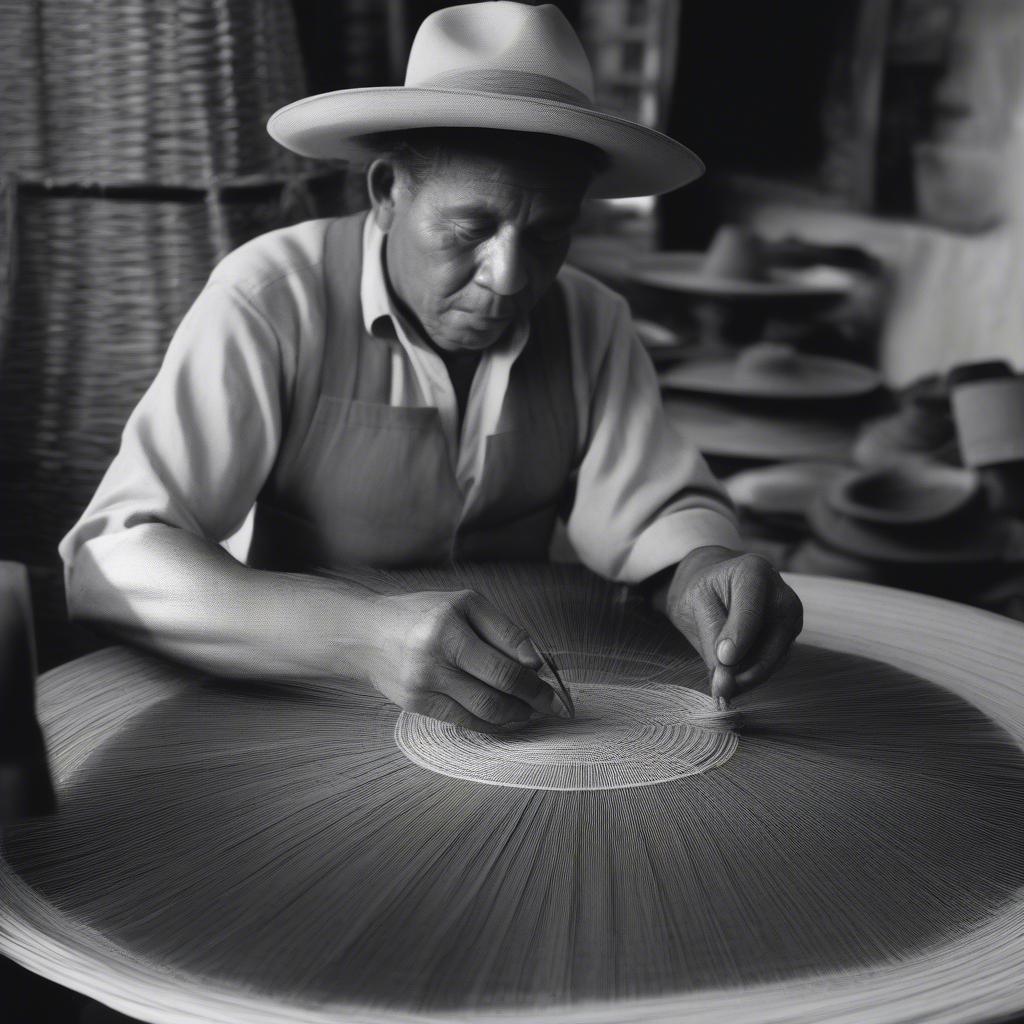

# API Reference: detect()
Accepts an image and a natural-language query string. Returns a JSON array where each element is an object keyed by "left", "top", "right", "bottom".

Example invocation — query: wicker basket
[
  {"left": 0, "top": 182, "right": 345, "bottom": 667},
  {"left": 0, "top": 0, "right": 312, "bottom": 186}
]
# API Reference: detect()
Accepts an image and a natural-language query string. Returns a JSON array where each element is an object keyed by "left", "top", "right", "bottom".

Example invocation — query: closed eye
[{"left": 452, "top": 220, "right": 495, "bottom": 243}]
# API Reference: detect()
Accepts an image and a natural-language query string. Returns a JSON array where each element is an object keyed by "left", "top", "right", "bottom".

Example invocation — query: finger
[
  {"left": 459, "top": 591, "right": 542, "bottom": 668},
  {"left": 731, "top": 589, "right": 804, "bottom": 692},
  {"left": 409, "top": 692, "right": 507, "bottom": 734},
  {"left": 456, "top": 595, "right": 570, "bottom": 717},
  {"left": 715, "top": 556, "right": 772, "bottom": 668},
  {"left": 434, "top": 667, "right": 535, "bottom": 727}
]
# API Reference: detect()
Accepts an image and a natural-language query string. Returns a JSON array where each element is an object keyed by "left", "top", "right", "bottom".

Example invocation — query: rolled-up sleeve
[
  {"left": 59, "top": 281, "right": 287, "bottom": 579},
  {"left": 564, "top": 277, "right": 741, "bottom": 584}
]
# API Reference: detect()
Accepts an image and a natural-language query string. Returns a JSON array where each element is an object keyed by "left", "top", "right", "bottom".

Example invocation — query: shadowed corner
[{"left": 0, "top": 562, "right": 56, "bottom": 826}]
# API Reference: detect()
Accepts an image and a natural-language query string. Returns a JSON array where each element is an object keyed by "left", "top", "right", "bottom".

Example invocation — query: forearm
[{"left": 66, "top": 523, "right": 387, "bottom": 686}]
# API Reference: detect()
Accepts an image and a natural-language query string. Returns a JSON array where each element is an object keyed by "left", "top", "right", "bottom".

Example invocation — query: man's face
[{"left": 375, "top": 148, "right": 588, "bottom": 352}]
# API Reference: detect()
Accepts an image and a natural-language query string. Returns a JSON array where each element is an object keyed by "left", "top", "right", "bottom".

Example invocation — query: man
[{"left": 60, "top": 2, "right": 801, "bottom": 730}]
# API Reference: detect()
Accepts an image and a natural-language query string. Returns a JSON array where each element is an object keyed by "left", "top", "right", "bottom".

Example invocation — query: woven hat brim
[
  {"left": 659, "top": 356, "right": 881, "bottom": 401},
  {"left": 662, "top": 396, "right": 857, "bottom": 462},
  {"left": 808, "top": 498, "right": 1023, "bottom": 565},
  {"left": 725, "top": 462, "right": 850, "bottom": 517},
  {"left": 267, "top": 87, "right": 703, "bottom": 199},
  {"left": 628, "top": 253, "right": 854, "bottom": 298}
]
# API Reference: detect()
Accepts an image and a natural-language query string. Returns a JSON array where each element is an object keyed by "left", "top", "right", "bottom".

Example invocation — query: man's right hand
[{"left": 369, "top": 589, "right": 572, "bottom": 732}]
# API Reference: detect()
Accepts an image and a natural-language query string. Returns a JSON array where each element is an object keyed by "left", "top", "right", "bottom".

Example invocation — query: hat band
[{"left": 413, "top": 68, "right": 594, "bottom": 108}]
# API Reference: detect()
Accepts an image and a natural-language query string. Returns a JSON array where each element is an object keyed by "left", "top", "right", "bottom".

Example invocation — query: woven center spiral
[{"left": 395, "top": 680, "right": 738, "bottom": 791}]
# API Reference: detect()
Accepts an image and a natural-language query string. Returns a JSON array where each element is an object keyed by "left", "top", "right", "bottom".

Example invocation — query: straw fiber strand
[{"left": 2, "top": 566, "right": 1024, "bottom": 1024}]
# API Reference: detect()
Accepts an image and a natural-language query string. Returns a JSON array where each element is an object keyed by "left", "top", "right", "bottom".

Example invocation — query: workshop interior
[{"left": 2, "top": 2, "right": 1024, "bottom": 1023}]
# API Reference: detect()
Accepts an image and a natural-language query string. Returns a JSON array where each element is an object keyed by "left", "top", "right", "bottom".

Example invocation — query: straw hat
[
  {"left": 827, "top": 464, "right": 981, "bottom": 527},
  {"left": 267, "top": 2, "right": 703, "bottom": 199},
  {"left": 659, "top": 342, "right": 881, "bottom": 401},
  {"left": 725, "top": 462, "right": 851, "bottom": 519},
  {"left": 662, "top": 394, "right": 858, "bottom": 463},
  {"left": 807, "top": 495, "right": 1023, "bottom": 566},
  {"left": 627, "top": 226, "right": 854, "bottom": 303}
]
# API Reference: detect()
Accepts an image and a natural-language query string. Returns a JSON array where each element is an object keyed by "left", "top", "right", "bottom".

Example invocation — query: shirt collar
[
  {"left": 360, "top": 213, "right": 397, "bottom": 339},
  {"left": 359, "top": 212, "right": 531, "bottom": 357}
]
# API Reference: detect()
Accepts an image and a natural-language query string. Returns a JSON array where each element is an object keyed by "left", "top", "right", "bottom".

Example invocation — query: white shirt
[{"left": 60, "top": 214, "right": 741, "bottom": 585}]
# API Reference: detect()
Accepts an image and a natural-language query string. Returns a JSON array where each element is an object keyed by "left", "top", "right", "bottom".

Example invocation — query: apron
[{"left": 247, "top": 213, "right": 577, "bottom": 572}]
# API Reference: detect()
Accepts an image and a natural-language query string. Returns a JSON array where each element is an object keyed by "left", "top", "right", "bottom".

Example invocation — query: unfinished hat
[
  {"left": 7, "top": 563, "right": 1024, "bottom": 1024},
  {"left": 267, "top": 3, "right": 703, "bottom": 199},
  {"left": 659, "top": 342, "right": 881, "bottom": 401},
  {"left": 628, "top": 225, "right": 854, "bottom": 302}
]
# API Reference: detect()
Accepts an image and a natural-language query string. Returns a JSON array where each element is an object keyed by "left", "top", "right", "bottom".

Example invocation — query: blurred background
[
  {"left": 1, "top": 0, "right": 1023, "bottom": 669},
  {"left": 1, "top": 3, "right": 1024, "bottom": 1019}
]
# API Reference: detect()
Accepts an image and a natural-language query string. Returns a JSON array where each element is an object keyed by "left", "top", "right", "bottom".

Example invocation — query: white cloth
[{"left": 60, "top": 215, "right": 741, "bottom": 585}]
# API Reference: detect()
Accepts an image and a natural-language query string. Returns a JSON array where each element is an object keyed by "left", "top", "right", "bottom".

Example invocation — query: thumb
[
  {"left": 686, "top": 581, "right": 729, "bottom": 672},
  {"left": 714, "top": 557, "right": 770, "bottom": 669}
]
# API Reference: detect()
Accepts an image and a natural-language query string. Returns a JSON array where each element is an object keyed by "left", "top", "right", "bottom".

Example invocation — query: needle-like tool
[{"left": 538, "top": 649, "right": 575, "bottom": 719}]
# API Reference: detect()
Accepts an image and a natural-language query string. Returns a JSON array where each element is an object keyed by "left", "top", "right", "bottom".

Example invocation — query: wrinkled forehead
[{"left": 415, "top": 148, "right": 589, "bottom": 213}]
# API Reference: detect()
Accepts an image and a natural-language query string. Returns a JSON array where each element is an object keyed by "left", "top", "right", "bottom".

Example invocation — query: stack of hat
[
  {"left": 724, "top": 461, "right": 850, "bottom": 540},
  {"left": 790, "top": 462, "right": 1024, "bottom": 598},
  {"left": 854, "top": 374, "right": 960, "bottom": 468},
  {"left": 948, "top": 361, "right": 1024, "bottom": 518},
  {"left": 629, "top": 225, "right": 853, "bottom": 319},
  {"left": 660, "top": 339, "right": 884, "bottom": 469},
  {"left": 627, "top": 224, "right": 856, "bottom": 351},
  {"left": 641, "top": 225, "right": 883, "bottom": 471}
]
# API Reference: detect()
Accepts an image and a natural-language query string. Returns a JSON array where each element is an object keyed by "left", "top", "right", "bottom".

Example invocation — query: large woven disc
[{"left": 2, "top": 565, "right": 1024, "bottom": 1024}]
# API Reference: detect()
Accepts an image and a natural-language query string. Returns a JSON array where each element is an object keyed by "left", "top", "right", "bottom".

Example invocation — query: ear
[{"left": 367, "top": 158, "right": 401, "bottom": 233}]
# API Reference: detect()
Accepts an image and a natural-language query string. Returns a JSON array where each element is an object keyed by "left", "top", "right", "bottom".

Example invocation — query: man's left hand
[{"left": 661, "top": 546, "right": 803, "bottom": 703}]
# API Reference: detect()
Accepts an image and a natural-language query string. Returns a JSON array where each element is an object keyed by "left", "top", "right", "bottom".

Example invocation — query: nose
[{"left": 477, "top": 225, "right": 528, "bottom": 297}]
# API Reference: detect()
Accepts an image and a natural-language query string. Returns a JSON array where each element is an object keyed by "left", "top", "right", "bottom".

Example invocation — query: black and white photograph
[{"left": 1, "top": 2, "right": 1023, "bottom": 1022}]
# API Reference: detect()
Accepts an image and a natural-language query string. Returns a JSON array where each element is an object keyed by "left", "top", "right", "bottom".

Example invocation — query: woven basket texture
[
  {"left": 0, "top": 184, "right": 349, "bottom": 667},
  {"left": 0, "top": 0, "right": 312, "bottom": 186}
]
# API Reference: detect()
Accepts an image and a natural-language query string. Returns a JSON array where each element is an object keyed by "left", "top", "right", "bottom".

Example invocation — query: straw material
[
  {"left": 0, "top": 0, "right": 311, "bottom": 187},
  {"left": 2, "top": 564, "right": 1024, "bottom": 1024}
]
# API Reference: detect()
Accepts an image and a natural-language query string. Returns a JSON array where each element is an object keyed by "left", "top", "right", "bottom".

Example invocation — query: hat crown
[{"left": 405, "top": 2, "right": 595, "bottom": 102}]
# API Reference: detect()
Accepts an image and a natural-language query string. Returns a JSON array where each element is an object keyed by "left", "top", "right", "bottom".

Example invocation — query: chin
[{"left": 439, "top": 326, "right": 506, "bottom": 352}]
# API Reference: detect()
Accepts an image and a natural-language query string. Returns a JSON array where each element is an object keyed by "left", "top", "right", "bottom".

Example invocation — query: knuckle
[
  {"left": 407, "top": 608, "right": 446, "bottom": 652},
  {"left": 488, "top": 656, "right": 524, "bottom": 692},
  {"left": 738, "top": 552, "right": 774, "bottom": 577},
  {"left": 421, "top": 694, "right": 456, "bottom": 723},
  {"left": 450, "top": 588, "right": 477, "bottom": 613},
  {"left": 473, "top": 692, "right": 513, "bottom": 723}
]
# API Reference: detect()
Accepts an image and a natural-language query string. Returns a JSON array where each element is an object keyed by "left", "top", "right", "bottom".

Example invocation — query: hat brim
[
  {"left": 267, "top": 87, "right": 704, "bottom": 199},
  {"left": 808, "top": 498, "right": 1021, "bottom": 565},
  {"left": 659, "top": 354, "right": 881, "bottom": 401},
  {"left": 725, "top": 461, "right": 850, "bottom": 517},
  {"left": 628, "top": 253, "right": 855, "bottom": 299},
  {"left": 662, "top": 395, "right": 857, "bottom": 462}
]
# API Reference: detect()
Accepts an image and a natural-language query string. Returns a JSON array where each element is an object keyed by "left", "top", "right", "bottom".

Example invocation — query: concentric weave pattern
[
  {"left": 396, "top": 674, "right": 738, "bottom": 791},
  {"left": 3, "top": 565, "right": 1024, "bottom": 1024}
]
